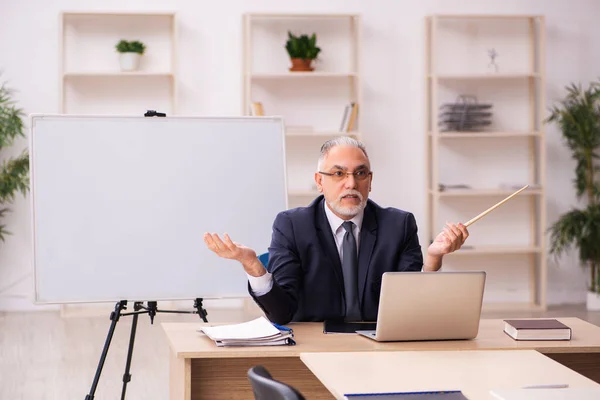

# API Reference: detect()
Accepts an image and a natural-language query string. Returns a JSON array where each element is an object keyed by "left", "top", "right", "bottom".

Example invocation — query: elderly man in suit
[{"left": 203, "top": 137, "right": 469, "bottom": 325}]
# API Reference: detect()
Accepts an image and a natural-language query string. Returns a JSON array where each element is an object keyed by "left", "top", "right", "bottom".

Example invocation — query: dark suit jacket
[{"left": 249, "top": 195, "right": 424, "bottom": 325}]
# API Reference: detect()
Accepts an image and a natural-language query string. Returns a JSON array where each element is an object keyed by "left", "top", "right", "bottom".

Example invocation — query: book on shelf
[
  {"left": 339, "top": 102, "right": 359, "bottom": 133},
  {"left": 340, "top": 104, "right": 351, "bottom": 132},
  {"left": 250, "top": 101, "right": 265, "bottom": 116},
  {"left": 346, "top": 103, "right": 359, "bottom": 132},
  {"left": 199, "top": 316, "right": 295, "bottom": 347},
  {"left": 503, "top": 319, "right": 571, "bottom": 341}
]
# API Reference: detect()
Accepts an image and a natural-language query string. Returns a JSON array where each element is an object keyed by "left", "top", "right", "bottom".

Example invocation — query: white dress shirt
[{"left": 247, "top": 201, "right": 365, "bottom": 296}]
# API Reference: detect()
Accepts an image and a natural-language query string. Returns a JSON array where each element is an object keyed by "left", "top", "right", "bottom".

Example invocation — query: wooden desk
[
  {"left": 161, "top": 317, "right": 600, "bottom": 400},
  {"left": 300, "top": 350, "right": 600, "bottom": 400}
]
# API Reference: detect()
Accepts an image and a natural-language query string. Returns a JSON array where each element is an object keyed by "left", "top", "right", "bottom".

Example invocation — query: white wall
[{"left": 1, "top": 0, "right": 599, "bottom": 310}]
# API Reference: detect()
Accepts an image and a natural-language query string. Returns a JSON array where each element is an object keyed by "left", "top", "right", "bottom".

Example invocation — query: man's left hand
[{"left": 427, "top": 222, "right": 469, "bottom": 257}]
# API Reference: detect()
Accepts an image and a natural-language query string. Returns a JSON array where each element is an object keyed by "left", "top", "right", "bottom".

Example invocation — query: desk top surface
[
  {"left": 161, "top": 317, "right": 600, "bottom": 359},
  {"left": 300, "top": 349, "right": 600, "bottom": 400}
]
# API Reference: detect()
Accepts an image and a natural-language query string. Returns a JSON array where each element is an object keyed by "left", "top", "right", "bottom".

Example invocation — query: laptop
[{"left": 356, "top": 271, "right": 486, "bottom": 342}]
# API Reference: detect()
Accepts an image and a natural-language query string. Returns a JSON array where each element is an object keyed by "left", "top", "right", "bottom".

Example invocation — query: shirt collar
[{"left": 323, "top": 198, "right": 364, "bottom": 234}]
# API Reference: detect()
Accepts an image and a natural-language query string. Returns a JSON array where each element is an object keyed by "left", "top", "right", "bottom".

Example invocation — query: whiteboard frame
[{"left": 29, "top": 113, "right": 289, "bottom": 304}]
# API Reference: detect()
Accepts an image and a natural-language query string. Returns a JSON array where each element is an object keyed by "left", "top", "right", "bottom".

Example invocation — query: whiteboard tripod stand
[{"left": 85, "top": 298, "right": 208, "bottom": 400}]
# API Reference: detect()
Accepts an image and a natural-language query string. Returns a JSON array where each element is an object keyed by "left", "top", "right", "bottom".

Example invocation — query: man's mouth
[{"left": 342, "top": 194, "right": 359, "bottom": 199}]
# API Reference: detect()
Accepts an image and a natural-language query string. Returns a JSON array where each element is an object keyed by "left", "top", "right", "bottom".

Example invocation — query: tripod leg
[
  {"left": 85, "top": 300, "right": 127, "bottom": 400},
  {"left": 120, "top": 304, "right": 140, "bottom": 400}
]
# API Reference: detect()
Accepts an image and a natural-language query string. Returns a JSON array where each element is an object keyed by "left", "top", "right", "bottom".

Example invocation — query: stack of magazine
[
  {"left": 438, "top": 95, "right": 492, "bottom": 132},
  {"left": 199, "top": 316, "right": 295, "bottom": 347}
]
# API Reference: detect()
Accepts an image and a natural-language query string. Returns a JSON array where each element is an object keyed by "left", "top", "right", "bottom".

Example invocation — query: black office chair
[{"left": 247, "top": 365, "right": 306, "bottom": 400}]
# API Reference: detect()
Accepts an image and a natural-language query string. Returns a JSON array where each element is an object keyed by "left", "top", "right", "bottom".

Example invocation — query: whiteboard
[{"left": 30, "top": 115, "right": 287, "bottom": 304}]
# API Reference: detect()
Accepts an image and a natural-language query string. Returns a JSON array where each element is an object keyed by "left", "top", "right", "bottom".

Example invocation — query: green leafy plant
[
  {"left": 546, "top": 80, "right": 600, "bottom": 293},
  {"left": 115, "top": 40, "right": 146, "bottom": 54},
  {"left": 285, "top": 31, "right": 321, "bottom": 60},
  {"left": 0, "top": 79, "right": 30, "bottom": 242}
]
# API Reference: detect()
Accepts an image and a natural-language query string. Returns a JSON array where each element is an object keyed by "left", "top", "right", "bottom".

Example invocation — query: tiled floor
[{"left": 1, "top": 303, "right": 598, "bottom": 400}]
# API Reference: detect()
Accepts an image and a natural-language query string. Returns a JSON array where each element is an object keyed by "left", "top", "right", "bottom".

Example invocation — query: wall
[{"left": 0, "top": 0, "right": 599, "bottom": 310}]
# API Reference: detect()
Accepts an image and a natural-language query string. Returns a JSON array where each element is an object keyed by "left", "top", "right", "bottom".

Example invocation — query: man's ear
[{"left": 314, "top": 172, "right": 323, "bottom": 192}]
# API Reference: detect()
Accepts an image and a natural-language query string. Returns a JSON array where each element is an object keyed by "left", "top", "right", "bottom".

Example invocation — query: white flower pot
[
  {"left": 587, "top": 291, "right": 600, "bottom": 311},
  {"left": 119, "top": 53, "right": 141, "bottom": 71}
]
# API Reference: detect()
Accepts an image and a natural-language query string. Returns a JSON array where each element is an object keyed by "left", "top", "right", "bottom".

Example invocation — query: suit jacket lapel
[
  {"left": 358, "top": 202, "right": 377, "bottom": 305},
  {"left": 314, "top": 197, "right": 345, "bottom": 290}
]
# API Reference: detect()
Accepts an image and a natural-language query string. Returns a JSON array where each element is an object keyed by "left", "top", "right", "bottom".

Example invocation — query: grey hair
[{"left": 317, "top": 136, "right": 369, "bottom": 171}]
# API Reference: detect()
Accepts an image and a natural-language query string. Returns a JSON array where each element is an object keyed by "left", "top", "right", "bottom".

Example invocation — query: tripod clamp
[{"left": 132, "top": 298, "right": 208, "bottom": 324}]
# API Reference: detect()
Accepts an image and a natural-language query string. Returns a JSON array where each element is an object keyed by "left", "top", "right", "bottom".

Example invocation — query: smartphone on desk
[{"left": 323, "top": 320, "right": 377, "bottom": 334}]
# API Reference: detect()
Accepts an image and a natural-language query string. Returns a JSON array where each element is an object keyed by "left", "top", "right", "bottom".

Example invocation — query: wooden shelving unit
[
  {"left": 57, "top": 11, "right": 178, "bottom": 318},
  {"left": 242, "top": 13, "right": 362, "bottom": 208},
  {"left": 425, "top": 14, "right": 547, "bottom": 311},
  {"left": 59, "top": 11, "right": 177, "bottom": 115}
]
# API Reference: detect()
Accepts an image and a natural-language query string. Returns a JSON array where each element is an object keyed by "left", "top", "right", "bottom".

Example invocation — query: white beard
[{"left": 328, "top": 190, "right": 366, "bottom": 217}]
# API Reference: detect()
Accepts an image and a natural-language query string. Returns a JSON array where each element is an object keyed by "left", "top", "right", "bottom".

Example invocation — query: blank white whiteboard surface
[{"left": 30, "top": 115, "right": 287, "bottom": 304}]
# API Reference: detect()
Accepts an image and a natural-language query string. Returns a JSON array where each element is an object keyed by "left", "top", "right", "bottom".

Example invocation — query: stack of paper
[{"left": 199, "top": 316, "right": 295, "bottom": 347}]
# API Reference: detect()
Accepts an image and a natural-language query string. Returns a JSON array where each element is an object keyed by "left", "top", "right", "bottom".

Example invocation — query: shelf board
[
  {"left": 431, "top": 188, "right": 542, "bottom": 197},
  {"left": 433, "top": 14, "right": 541, "bottom": 20},
  {"left": 286, "top": 130, "right": 359, "bottom": 138},
  {"left": 62, "top": 11, "right": 176, "bottom": 17},
  {"left": 447, "top": 246, "right": 542, "bottom": 256},
  {"left": 64, "top": 72, "right": 174, "bottom": 78},
  {"left": 430, "top": 131, "right": 541, "bottom": 139},
  {"left": 249, "top": 72, "right": 357, "bottom": 79},
  {"left": 288, "top": 190, "right": 319, "bottom": 198},
  {"left": 246, "top": 13, "right": 359, "bottom": 19},
  {"left": 429, "top": 73, "right": 539, "bottom": 80}
]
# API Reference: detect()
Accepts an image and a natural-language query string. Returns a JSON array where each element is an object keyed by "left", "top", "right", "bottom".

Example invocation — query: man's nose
[{"left": 344, "top": 174, "right": 358, "bottom": 188}]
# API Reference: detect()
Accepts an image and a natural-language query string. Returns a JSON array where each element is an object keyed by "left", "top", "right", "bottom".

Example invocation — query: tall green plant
[
  {"left": 0, "top": 79, "right": 29, "bottom": 242},
  {"left": 546, "top": 81, "right": 600, "bottom": 293}
]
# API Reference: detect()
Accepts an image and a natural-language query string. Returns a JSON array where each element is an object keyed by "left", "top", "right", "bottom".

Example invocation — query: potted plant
[
  {"left": 115, "top": 39, "right": 146, "bottom": 71},
  {"left": 546, "top": 81, "right": 600, "bottom": 310},
  {"left": 0, "top": 78, "right": 29, "bottom": 241},
  {"left": 285, "top": 31, "right": 321, "bottom": 72}
]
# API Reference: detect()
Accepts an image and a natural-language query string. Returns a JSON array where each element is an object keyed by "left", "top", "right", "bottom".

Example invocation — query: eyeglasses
[{"left": 318, "top": 170, "right": 372, "bottom": 182}]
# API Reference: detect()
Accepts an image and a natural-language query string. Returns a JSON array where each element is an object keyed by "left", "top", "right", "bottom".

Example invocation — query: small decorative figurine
[{"left": 487, "top": 48, "right": 499, "bottom": 73}]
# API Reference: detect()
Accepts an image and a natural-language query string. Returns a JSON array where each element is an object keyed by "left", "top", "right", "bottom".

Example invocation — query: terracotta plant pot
[{"left": 289, "top": 58, "right": 314, "bottom": 72}]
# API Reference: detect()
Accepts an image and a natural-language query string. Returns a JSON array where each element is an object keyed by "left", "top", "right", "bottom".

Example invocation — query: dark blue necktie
[{"left": 342, "top": 221, "right": 361, "bottom": 321}]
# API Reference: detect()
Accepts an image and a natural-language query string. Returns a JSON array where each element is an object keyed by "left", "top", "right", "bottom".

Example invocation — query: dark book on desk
[
  {"left": 503, "top": 319, "right": 571, "bottom": 341},
  {"left": 345, "top": 391, "right": 469, "bottom": 399}
]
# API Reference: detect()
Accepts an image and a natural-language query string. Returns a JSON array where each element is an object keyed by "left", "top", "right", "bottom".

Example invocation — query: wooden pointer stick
[{"left": 464, "top": 185, "right": 529, "bottom": 227}]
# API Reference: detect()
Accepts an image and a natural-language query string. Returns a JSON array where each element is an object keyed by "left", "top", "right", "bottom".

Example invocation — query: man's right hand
[{"left": 203, "top": 232, "right": 266, "bottom": 277}]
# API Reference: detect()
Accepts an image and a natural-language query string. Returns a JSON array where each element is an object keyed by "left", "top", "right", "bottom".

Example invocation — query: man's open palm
[{"left": 203, "top": 232, "right": 257, "bottom": 264}]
